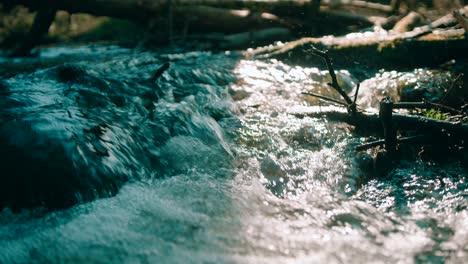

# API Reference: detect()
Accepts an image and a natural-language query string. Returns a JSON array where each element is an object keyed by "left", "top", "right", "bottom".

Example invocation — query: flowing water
[{"left": 0, "top": 45, "right": 466, "bottom": 263}]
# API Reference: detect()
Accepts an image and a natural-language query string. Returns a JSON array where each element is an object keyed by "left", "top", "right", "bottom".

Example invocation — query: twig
[
  {"left": 353, "top": 83, "right": 360, "bottom": 106},
  {"left": 392, "top": 101, "right": 463, "bottom": 115},
  {"left": 392, "top": 102, "right": 426, "bottom": 109},
  {"left": 424, "top": 100, "right": 463, "bottom": 115},
  {"left": 355, "top": 135, "right": 425, "bottom": 151},
  {"left": 356, "top": 139, "right": 385, "bottom": 151},
  {"left": 308, "top": 46, "right": 354, "bottom": 107},
  {"left": 150, "top": 62, "right": 170, "bottom": 82},
  {"left": 350, "top": 82, "right": 360, "bottom": 114},
  {"left": 401, "top": 6, "right": 468, "bottom": 39},
  {"left": 301, "top": 92, "right": 348, "bottom": 106}
]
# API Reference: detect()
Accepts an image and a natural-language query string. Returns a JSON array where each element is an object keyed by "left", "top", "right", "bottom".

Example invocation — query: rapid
[{"left": 0, "top": 45, "right": 466, "bottom": 263}]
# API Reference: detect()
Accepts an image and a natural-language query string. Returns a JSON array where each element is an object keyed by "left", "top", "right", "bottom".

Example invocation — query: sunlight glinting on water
[{"left": 0, "top": 47, "right": 466, "bottom": 263}]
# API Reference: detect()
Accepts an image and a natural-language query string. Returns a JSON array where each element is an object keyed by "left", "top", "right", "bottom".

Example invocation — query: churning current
[{"left": 0, "top": 45, "right": 466, "bottom": 263}]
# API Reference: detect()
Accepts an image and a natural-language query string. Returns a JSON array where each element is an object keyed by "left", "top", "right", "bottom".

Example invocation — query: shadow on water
[
  {"left": 0, "top": 46, "right": 253, "bottom": 263},
  {"left": 0, "top": 46, "right": 241, "bottom": 210}
]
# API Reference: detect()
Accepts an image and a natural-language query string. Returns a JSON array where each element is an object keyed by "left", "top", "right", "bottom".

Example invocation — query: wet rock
[
  {"left": 260, "top": 155, "right": 287, "bottom": 179},
  {"left": 0, "top": 119, "right": 124, "bottom": 210}
]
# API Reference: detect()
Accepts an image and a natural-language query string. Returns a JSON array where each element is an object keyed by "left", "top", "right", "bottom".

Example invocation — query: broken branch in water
[
  {"left": 394, "top": 100, "right": 463, "bottom": 115},
  {"left": 322, "top": 0, "right": 393, "bottom": 14},
  {"left": 392, "top": 11, "right": 422, "bottom": 33},
  {"left": 292, "top": 108, "right": 468, "bottom": 136},
  {"left": 150, "top": 62, "right": 170, "bottom": 82},
  {"left": 350, "top": 82, "right": 360, "bottom": 115},
  {"left": 250, "top": 6, "right": 468, "bottom": 69},
  {"left": 301, "top": 92, "right": 348, "bottom": 106},
  {"left": 353, "top": 83, "right": 360, "bottom": 106},
  {"left": 307, "top": 45, "right": 355, "bottom": 112},
  {"left": 355, "top": 135, "right": 425, "bottom": 152}
]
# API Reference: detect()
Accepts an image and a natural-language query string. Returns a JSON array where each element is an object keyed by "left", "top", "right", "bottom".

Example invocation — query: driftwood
[
  {"left": 307, "top": 45, "right": 355, "bottom": 108},
  {"left": 292, "top": 108, "right": 468, "bottom": 137},
  {"left": 392, "top": 11, "right": 422, "bottom": 33},
  {"left": 393, "top": 101, "right": 463, "bottom": 115},
  {"left": 249, "top": 31, "right": 467, "bottom": 68},
  {"left": 5, "top": 0, "right": 320, "bottom": 22},
  {"left": 4, "top": 0, "right": 307, "bottom": 34},
  {"left": 322, "top": 0, "right": 393, "bottom": 14}
]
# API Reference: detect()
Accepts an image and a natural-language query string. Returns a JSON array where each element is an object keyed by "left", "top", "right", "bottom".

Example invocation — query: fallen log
[
  {"left": 249, "top": 5, "right": 468, "bottom": 67},
  {"left": 291, "top": 108, "right": 468, "bottom": 136},
  {"left": 249, "top": 31, "right": 467, "bottom": 68},
  {"left": 248, "top": 6, "right": 468, "bottom": 68},
  {"left": 322, "top": 0, "right": 393, "bottom": 14},
  {"left": 5, "top": 0, "right": 322, "bottom": 55},
  {"left": 392, "top": 11, "right": 422, "bottom": 33},
  {"left": 5, "top": 0, "right": 320, "bottom": 21}
]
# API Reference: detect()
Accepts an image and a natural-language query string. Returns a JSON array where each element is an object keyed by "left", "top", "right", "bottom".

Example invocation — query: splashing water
[{"left": 0, "top": 45, "right": 466, "bottom": 263}]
